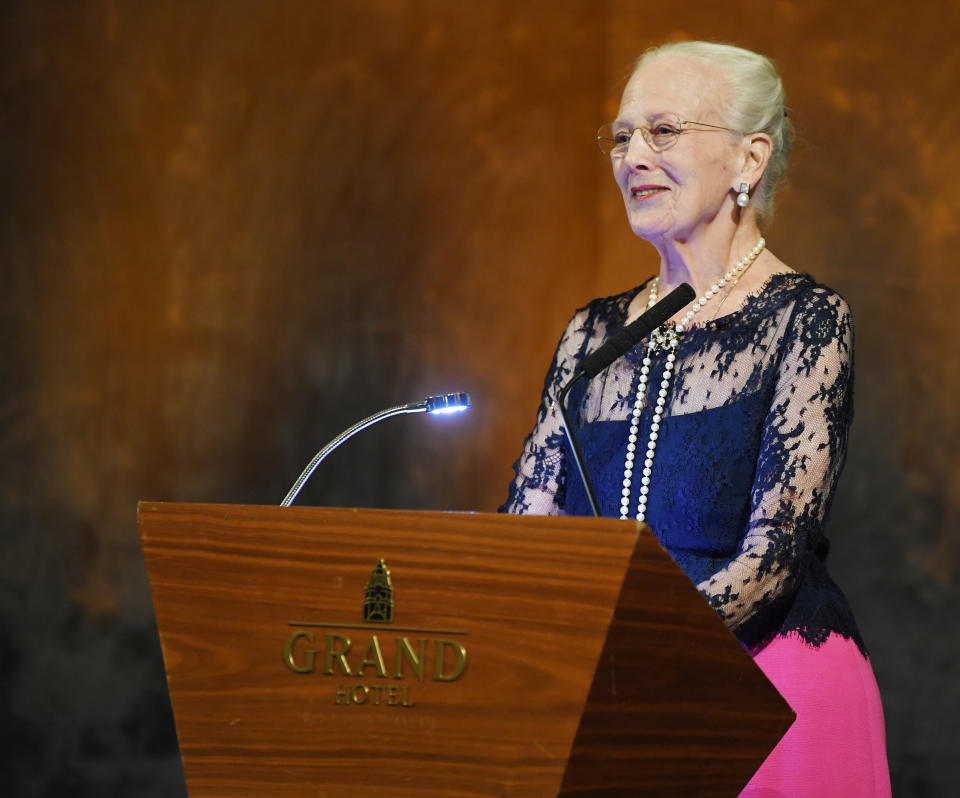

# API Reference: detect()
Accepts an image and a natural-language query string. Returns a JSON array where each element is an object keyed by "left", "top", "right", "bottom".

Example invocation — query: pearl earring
[{"left": 736, "top": 182, "right": 751, "bottom": 208}]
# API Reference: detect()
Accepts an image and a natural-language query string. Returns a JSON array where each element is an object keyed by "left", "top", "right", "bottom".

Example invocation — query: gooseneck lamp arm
[{"left": 280, "top": 392, "right": 471, "bottom": 507}]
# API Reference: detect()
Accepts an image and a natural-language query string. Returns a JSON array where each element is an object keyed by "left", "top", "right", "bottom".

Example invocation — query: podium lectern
[{"left": 138, "top": 503, "right": 793, "bottom": 797}]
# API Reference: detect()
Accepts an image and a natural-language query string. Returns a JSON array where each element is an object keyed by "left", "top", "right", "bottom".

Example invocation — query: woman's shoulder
[
  {"left": 771, "top": 270, "right": 848, "bottom": 302},
  {"left": 550, "top": 279, "right": 653, "bottom": 367},
  {"left": 568, "top": 277, "right": 653, "bottom": 329},
  {"left": 748, "top": 271, "right": 852, "bottom": 325},
  {"left": 759, "top": 274, "right": 854, "bottom": 372}
]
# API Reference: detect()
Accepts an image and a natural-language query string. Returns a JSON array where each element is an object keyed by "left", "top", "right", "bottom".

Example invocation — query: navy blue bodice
[{"left": 502, "top": 273, "right": 866, "bottom": 654}]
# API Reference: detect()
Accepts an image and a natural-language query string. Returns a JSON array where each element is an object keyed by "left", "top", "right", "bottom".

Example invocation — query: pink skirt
[{"left": 741, "top": 633, "right": 891, "bottom": 798}]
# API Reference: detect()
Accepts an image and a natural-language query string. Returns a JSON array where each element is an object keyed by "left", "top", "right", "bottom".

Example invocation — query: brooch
[{"left": 648, "top": 323, "right": 681, "bottom": 353}]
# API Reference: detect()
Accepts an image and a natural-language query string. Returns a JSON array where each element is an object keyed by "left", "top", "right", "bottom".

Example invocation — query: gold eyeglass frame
[{"left": 597, "top": 118, "right": 740, "bottom": 155}]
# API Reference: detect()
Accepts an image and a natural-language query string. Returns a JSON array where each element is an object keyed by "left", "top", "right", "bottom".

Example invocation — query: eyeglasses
[{"left": 597, "top": 117, "right": 739, "bottom": 155}]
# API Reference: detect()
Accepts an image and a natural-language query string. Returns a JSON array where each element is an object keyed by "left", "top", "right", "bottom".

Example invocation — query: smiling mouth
[
  {"left": 631, "top": 186, "right": 668, "bottom": 200},
  {"left": 630, "top": 186, "right": 669, "bottom": 200}
]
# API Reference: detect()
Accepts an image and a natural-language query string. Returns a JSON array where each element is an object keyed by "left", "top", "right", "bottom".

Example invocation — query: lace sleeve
[
  {"left": 697, "top": 287, "right": 854, "bottom": 634},
  {"left": 499, "top": 308, "right": 593, "bottom": 515}
]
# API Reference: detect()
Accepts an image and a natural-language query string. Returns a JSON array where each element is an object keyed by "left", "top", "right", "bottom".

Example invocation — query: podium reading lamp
[{"left": 281, "top": 392, "right": 471, "bottom": 506}]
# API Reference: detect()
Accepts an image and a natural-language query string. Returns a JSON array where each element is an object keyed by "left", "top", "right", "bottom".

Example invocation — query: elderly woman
[{"left": 501, "top": 41, "right": 890, "bottom": 796}]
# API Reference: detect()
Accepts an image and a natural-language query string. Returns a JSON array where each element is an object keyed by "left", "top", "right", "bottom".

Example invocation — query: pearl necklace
[{"left": 619, "top": 238, "right": 766, "bottom": 522}]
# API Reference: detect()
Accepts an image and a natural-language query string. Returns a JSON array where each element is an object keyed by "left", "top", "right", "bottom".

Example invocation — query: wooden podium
[{"left": 138, "top": 503, "right": 794, "bottom": 797}]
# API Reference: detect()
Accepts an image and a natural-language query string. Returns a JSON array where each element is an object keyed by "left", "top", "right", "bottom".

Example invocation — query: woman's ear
[{"left": 733, "top": 132, "right": 773, "bottom": 192}]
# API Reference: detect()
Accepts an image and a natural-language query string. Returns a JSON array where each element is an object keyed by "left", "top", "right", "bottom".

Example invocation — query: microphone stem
[
  {"left": 281, "top": 401, "right": 425, "bottom": 507},
  {"left": 557, "top": 373, "right": 601, "bottom": 518}
]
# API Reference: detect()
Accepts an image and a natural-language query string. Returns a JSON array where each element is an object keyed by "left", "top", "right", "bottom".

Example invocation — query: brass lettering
[
  {"left": 357, "top": 635, "right": 388, "bottom": 678},
  {"left": 288, "top": 625, "right": 467, "bottom": 697},
  {"left": 394, "top": 637, "right": 427, "bottom": 681},
  {"left": 323, "top": 633, "right": 353, "bottom": 676},
  {"left": 432, "top": 639, "right": 467, "bottom": 681},
  {"left": 332, "top": 682, "right": 413, "bottom": 707},
  {"left": 283, "top": 630, "right": 317, "bottom": 674},
  {"left": 351, "top": 684, "right": 369, "bottom": 704}
]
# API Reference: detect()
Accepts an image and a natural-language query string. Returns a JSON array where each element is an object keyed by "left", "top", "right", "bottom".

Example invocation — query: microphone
[
  {"left": 557, "top": 283, "right": 695, "bottom": 517},
  {"left": 579, "top": 283, "right": 696, "bottom": 378},
  {"left": 280, "top": 392, "right": 472, "bottom": 507}
]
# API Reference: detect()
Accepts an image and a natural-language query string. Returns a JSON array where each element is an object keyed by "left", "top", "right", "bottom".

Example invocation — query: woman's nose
[{"left": 624, "top": 130, "right": 655, "bottom": 169}]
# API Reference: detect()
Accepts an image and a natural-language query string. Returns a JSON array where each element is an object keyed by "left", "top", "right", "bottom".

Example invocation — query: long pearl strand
[{"left": 619, "top": 238, "right": 766, "bottom": 522}]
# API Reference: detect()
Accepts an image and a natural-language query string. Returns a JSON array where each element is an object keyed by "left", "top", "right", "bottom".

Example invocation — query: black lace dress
[
  {"left": 500, "top": 272, "right": 892, "bottom": 794},
  {"left": 501, "top": 272, "right": 864, "bottom": 653}
]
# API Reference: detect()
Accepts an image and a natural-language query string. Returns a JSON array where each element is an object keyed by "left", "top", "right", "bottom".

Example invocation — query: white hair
[{"left": 635, "top": 41, "right": 793, "bottom": 226}]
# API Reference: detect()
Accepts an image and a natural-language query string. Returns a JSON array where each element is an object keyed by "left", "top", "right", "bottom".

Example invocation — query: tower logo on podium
[{"left": 363, "top": 559, "right": 394, "bottom": 623}]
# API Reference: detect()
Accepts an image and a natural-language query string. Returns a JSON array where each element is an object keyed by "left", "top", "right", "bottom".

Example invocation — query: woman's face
[{"left": 613, "top": 56, "right": 742, "bottom": 245}]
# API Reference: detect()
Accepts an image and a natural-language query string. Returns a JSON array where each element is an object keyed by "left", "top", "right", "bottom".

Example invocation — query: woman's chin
[
  {"left": 622, "top": 200, "right": 672, "bottom": 241},
  {"left": 627, "top": 216, "right": 671, "bottom": 242}
]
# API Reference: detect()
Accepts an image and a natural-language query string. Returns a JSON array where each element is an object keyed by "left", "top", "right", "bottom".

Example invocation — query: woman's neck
[{"left": 652, "top": 223, "right": 765, "bottom": 298}]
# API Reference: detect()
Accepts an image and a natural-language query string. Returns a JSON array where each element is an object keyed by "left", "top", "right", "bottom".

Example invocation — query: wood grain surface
[
  {"left": 139, "top": 503, "right": 792, "bottom": 797},
  {"left": 559, "top": 525, "right": 795, "bottom": 797}
]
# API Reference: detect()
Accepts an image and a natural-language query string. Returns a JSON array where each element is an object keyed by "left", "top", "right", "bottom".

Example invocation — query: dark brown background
[{"left": 0, "top": 1, "right": 957, "bottom": 795}]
